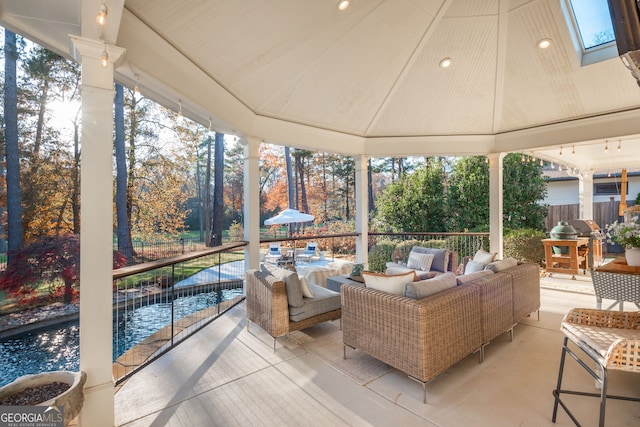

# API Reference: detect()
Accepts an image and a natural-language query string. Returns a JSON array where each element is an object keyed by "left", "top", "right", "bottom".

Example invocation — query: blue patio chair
[
  {"left": 265, "top": 243, "right": 283, "bottom": 264},
  {"left": 296, "top": 242, "right": 318, "bottom": 263}
]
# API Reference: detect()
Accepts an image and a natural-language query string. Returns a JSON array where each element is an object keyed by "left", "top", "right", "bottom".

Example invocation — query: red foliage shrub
[{"left": 0, "top": 234, "right": 127, "bottom": 307}]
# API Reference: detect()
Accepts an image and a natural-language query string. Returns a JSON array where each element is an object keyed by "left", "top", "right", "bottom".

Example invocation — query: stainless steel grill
[{"left": 568, "top": 219, "right": 604, "bottom": 268}]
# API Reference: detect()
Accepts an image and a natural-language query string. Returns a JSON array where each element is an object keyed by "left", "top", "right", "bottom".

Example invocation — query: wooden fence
[{"left": 545, "top": 200, "right": 636, "bottom": 232}]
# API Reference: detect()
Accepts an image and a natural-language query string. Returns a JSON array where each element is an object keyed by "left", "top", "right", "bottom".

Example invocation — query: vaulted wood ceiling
[{"left": 2, "top": 0, "right": 640, "bottom": 171}]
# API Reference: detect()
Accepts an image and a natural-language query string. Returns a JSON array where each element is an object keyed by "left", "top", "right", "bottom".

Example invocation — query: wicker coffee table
[{"left": 592, "top": 257, "right": 640, "bottom": 310}]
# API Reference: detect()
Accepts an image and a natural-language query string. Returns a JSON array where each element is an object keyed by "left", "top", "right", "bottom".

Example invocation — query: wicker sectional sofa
[{"left": 341, "top": 262, "right": 540, "bottom": 403}]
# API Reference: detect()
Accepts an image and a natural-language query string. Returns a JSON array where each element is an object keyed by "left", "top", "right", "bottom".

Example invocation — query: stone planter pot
[
  {"left": 626, "top": 247, "right": 640, "bottom": 267},
  {"left": 0, "top": 371, "right": 86, "bottom": 426}
]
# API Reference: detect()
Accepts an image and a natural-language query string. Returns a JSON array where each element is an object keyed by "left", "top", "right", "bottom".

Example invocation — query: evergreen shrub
[
  {"left": 368, "top": 240, "right": 397, "bottom": 273},
  {"left": 503, "top": 228, "right": 545, "bottom": 265}
]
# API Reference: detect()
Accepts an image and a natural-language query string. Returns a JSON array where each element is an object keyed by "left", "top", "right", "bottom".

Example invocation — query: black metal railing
[
  {"left": 112, "top": 241, "right": 247, "bottom": 385},
  {"left": 259, "top": 231, "right": 489, "bottom": 267},
  {"left": 369, "top": 232, "right": 490, "bottom": 260},
  {"left": 114, "top": 238, "right": 209, "bottom": 266}
]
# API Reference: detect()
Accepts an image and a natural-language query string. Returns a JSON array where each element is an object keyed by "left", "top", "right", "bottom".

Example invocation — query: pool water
[
  {"left": 0, "top": 288, "right": 242, "bottom": 387},
  {"left": 0, "top": 321, "right": 80, "bottom": 388}
]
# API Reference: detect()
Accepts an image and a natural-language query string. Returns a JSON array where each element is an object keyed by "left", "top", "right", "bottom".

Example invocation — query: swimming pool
[{"left": 0, "top": 287, "right": 243, "bottom": 387}]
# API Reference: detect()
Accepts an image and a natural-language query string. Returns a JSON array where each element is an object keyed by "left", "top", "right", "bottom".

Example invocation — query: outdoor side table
[{"left": 592, "top": 257, "right": 640, "bottom": 311}]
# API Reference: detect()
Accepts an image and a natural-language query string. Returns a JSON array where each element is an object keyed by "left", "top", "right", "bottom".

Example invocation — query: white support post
[
  {"left": 243, "top": 137, "right": 261, "bottom": 271},
  {"left": 579, "top": 170, "right": 594, "bottom": 220},
  {"left": 488, "top": 153, "right": 505, "bottom": 259},
  {"left": 70, "top": 36, "right": 124, "bottom": 427},
  {"left": 355, "top": 155, "right": 369, "bottom": 265}
]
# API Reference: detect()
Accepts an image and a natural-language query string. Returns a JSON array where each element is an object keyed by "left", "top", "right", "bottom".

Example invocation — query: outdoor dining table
[{"left": 592, "top": 257, "right": 640, "bottom": 310}]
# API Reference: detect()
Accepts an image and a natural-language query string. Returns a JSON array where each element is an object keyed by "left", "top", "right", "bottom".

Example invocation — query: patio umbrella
[
  {"left": 264, "top": 208, "right": 314, "bottom": 226},
  {"left": 265, "top": 209, "right": 314, "bottom": 260}
]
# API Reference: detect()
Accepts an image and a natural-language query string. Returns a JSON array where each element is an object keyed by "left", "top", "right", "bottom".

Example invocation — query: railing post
[
  {"left": 217, "top": 252, "right": 222, "bottom": 316},
  {"left": 171, "top": 263, "right": 175, "bottom": 347},
  {"left": 332, "top": 236, "right": 335, "bottom": 262}
]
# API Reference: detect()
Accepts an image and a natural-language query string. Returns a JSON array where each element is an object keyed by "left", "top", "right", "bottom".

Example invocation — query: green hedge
[
  {"left": 367, "top": 240, "right": 396, "bottom": 273},
  {"left": 503, "top": 228, "right": 545, "bottom": 265}
]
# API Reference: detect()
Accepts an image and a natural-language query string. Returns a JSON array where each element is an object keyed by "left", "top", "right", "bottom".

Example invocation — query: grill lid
[{"left": 568, "top": 219, "right": 601, "bottom": 236}]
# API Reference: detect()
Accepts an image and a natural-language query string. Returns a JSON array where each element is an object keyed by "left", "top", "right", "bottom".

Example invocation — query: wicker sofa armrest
[
  {"left": 341, "top": 282, "right": 482, "bottom": 383},
  {"left": 447, "top": 250, "right": 458, "bottom": 273},
  {"left": 562, "top": 308, "right": 640, "bottom": 330},
  {"left": 501, "top": 262, "right": 540, "bottom": 322},
  {"left": 245, "top": 269, "right": 290, "bottom": 337}
]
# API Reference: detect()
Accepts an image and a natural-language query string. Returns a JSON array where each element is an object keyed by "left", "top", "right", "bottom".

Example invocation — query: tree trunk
[
  {"left": 4, "top": 29, "right": 24, "bottom": 263},
  {"left": 322, "top": 153, "right": 328, "bottom": 222},
  {"left": 211, "top": 133, "right": 225, "bottom": 246},
  {"left": 297, "top": 156, "right": 309, "bottom": 216},
  {"left": 285, "top": 147, "right": 294, "bottom": 208},
  {"left": 126, "top": 97, "right": 137, "bottom": 248},
  {"left": 368, "top": 158, "right": 374, "bottom": 216},
  {"left": 205, "top": 134, "right": 212, "bottom": 245},
  {"left": 71, "top": 114, "right": 80, "bottom": 234},
  {"left": 194, "top": 149, "right": 204, "bottom": 241},
  {"left": 115, "top": 84, "right": 134, "bottom": 260}
]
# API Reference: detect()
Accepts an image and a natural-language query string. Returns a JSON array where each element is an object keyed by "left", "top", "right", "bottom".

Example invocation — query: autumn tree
[
  {"left": 18, "top": 45, "right": 80, "bottom": 239},
  {"left": 4, "top": 29, "right": 23, "bottom": 263}
]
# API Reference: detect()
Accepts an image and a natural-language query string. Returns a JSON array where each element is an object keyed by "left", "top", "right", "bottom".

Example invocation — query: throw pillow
[
  {"left": 411, "top": 247, "right": 450, "bottom": 273},
  {"left": 464, "top": 260, "right": 485, "bottom": 274},
  {"left": 362, "top": 271, "right": 416, "bottom": 296},
  {"left": 407, "top": 252, "right": 435, "bottom": 271},
  {"left": 405, "top": 272, "right": 457, "bottom": 299},
  {"left": 456, "top": 270, "right": 494, "bottom": 285},
  {"left": 485, "top": 257, "right": 518, "bottom": 272},
  {"left": 262, "top": 263, "right": 305, "bottom": 307},
  {"left": 473, "top": 248, "right": 496, "bottom": 265},
  {"left": 299, "top": 276, "right": 314, "bottom": 299}
]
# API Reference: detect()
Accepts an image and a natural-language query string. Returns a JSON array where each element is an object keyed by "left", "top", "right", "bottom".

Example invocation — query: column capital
[
  {"left": 238, "top": 136, "right": 260, "bottom": 159},
  {"left": 486, "top": 152, "right": 506, "bottom": 168},
  {"left": 70, "top": 35, "right": 126, "bottom": 68},
  {"left": 355, "top": 154, "right": 369, "bottom": 171}
]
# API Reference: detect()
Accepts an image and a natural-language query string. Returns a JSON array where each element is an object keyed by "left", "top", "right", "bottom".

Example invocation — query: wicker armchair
[
  {"left": 552, "top": 308, "right": 640, "bottom": 427},
  {"left": 245, "top": 269, "right": 341, "bottom": 351}
]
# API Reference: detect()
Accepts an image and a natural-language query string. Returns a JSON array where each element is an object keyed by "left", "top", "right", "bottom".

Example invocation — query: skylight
[
  {"left": 568, "top": 0, "right": 615, "bottom": 50},
  {"left": 561, "top": 0, "right": 617, "bottom": 65}
]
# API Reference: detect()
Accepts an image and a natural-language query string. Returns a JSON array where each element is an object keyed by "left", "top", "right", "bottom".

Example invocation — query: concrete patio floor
[{"left": 114, "top": 273, "right": 640, "bottom": 427}]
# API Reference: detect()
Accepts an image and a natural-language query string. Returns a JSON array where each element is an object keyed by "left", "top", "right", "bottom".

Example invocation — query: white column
[
  {"left": 578, "top": 170, "right": 594, "bottom": 219},
  {"left": 488, "top": 153, "right": 505, "bottom": 259},
  {"left": 70, "top": 36, "right": 124, "bottom": 427},
  {"left": 243, "top": 137, "right": 261, "bottom": 271},
  {"left": 355, "top": 155, "right": 369, "bottom": 265}
]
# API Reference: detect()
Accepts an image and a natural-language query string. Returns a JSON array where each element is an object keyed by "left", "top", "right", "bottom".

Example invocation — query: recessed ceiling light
[
  {"left": 537, "top": 38, "right": 552, "bottom": 49},
  {"left": 337, "top": 0, "right": 350, "bottom": 11},
  {"left": 439, "top": 57, "right": 452, "bottom": 68}
]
